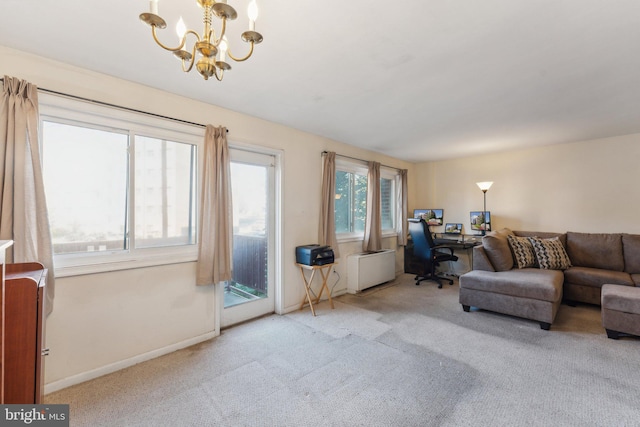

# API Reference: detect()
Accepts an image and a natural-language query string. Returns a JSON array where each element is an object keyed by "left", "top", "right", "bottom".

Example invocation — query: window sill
[
  {"left": 336, "top": 232, "right": 398, "bottom": 245},
  {"left": 336, "top": 234, "right": 363, "bottom": 244},
  {"left": 54, "top": 250, "right": 198, "bottom": 278}
]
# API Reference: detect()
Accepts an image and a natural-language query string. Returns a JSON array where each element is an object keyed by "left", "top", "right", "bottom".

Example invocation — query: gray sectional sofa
[{"left": 459, "top": 229, "right": 640, "bottom": 329}]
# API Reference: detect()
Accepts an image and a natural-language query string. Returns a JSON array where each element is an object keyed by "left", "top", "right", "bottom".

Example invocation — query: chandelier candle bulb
[
  {"left": 248, "top": 0, "right": 258, "bottom": 31},
  {"left": 176, "top": 17, "right": 187, "bottom": 46},
  {"left": 219, "top": 37, "right": 228, "bottom": 62},
  {"left": 150, "top": 0, "right": 158, "bottom": 15}
]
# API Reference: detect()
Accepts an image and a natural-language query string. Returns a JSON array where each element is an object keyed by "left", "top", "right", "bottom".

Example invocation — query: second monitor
[{"left": 470, "top": 211, "right": 491, "bottom": 233}]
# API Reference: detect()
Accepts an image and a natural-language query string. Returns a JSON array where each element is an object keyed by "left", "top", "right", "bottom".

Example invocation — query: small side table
[{"left": 296, "top": 262, "right": 336, "bottom": 316}]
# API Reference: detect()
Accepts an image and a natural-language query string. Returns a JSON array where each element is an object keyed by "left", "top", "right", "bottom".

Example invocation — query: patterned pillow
[
  {"left": 507, "top": 234, "right": 537, "bottom": 268},
  {"left": 528, "top": 237, "right": 572, "bottom": 270}
]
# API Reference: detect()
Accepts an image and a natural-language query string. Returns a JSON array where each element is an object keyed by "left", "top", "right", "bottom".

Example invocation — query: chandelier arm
[
  {"left": 181, "top": 47, "right": 197, "bottom": 73},
  {"left": 214, "top": 68, "right": 224, "bottom": 82},
  {"left": 227, "top": 42, "right": 255, "bottom": 62},
  {"left": 151, "top": 26, "right": 200, "bottom": 52}
]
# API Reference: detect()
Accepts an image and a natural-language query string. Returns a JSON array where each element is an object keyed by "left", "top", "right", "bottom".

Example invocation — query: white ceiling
[{"left": 1, "top": 0, "right": 640, "bottom": 162}]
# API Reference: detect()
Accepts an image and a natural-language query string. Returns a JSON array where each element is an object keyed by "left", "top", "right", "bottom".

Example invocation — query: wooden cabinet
[
  {"left": 3, "top": 262, "right": 47, "bottom": 404},
  {"left": 0, "top": 240, "right": 13, "bottom": 403}
]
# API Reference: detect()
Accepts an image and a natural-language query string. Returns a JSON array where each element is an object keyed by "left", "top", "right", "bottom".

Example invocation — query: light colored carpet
[{"left": 46, "top": 274, "right": 640, "bottom": 426}]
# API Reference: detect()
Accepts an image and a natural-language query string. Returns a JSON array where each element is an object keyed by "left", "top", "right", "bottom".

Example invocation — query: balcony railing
[{"left": 232, "top": 234, "right": 267, "bottom": 295}]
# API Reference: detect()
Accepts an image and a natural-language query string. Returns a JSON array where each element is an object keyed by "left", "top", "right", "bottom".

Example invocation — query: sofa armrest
[{"left": 473, "top": 245, "right": 496, "bottom": 272}]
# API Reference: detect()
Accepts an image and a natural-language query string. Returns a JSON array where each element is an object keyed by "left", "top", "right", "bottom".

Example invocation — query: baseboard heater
[{"left": 347, "top": 249, "right": 396, "bottom": 293}]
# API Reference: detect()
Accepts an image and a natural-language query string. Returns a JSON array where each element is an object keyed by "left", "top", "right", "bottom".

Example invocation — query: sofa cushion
[
  {"left": 632, "top": 274, "right": 640, "bottom": 286},
  {"left": 472, "top": 246, "right": 497, "bottom": 272},
  {"left": 507, "top": 235, "right": 536, "bottom": 269},
  {"left": 622, "top": 234, "right": 640, "bottom": 274},
  {"left": 564, "top": 266, "right": 634, "bottom": 288},
  {"left": 482, "top": 228, "right": 514, "bottom": 272},
  {"left": 528, "top": 237, "right": 572, "bottom": 270},
  {"left": 460, "top": 269, "right": 563, "bottom": 302},
  {"left": 566, "top": 232, "right": 624, "bottom": 271}
]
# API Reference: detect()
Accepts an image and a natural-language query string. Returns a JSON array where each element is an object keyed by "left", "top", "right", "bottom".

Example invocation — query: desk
[
  {"left": 404, "top": 234, "right": 481, "bottom": 277},
  {"left": 433, "top": 233, "right": 482, "bottom": 249},
  {"left": 296, "top": 263, "right": 336, "bottom": 316},
  {"left": 433, "top": 233, "right": 481, "bottom": 276}
]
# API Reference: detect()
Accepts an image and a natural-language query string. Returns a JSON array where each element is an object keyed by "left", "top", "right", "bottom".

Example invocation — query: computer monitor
[
  {"left": 444, "top": 223, "right": 462, "bottom": 234},
  {"left": 413, "top": 209, "right": 428, "bottom": 219},
  {"left": 470, "top": 211, "right": 491, "bottom": 233},
  {"left": 413, "top": 209, "right": 443, "bottom": 226}
]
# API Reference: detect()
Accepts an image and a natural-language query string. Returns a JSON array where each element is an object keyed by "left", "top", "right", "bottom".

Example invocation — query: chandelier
[{"left": 139, "top": 0, "right": 263, "bottom": 81}]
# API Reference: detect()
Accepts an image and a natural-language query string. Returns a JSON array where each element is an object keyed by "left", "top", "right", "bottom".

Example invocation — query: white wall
[
  {"left": 413, "top": 134, "right": 640, "bottom": 234},
  {"left": 0, "top": 46, "right": 415, "bottom": 391},
  {"left": 11, "top": 41, "right": 634, "bottom": 393}
]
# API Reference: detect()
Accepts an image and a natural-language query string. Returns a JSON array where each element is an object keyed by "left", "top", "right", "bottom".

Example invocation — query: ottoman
[
  {"left": 601, "top": 284, "right": 640, "bottom": 339},
  {"left": 459, "top": 268, "right": 564, "bottom": 330}
]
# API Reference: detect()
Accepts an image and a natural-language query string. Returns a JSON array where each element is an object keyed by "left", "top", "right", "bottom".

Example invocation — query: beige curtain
[
  {"left": 396, "top": 169, "right": 408, "bottom": 246},
  {"left": 196, "top": 125, "right": 233, "bottom": 285},
  {"left": 0, "top": 76, "right": 56, "bottom": 314},
  {"left": 318, "top": 151, "right": 340, "bottom": 258},
  {"left": 363, "top": 161, "right": 382, "bottom": 252}
]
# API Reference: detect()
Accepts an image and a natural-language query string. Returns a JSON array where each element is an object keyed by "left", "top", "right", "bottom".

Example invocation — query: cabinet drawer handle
[{"left": 42, "top": 348, "right": 50, "bottom": 356}]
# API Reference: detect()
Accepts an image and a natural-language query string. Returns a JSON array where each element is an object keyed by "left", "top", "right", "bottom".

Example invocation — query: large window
[
  {"left": 380, "top": 176, "right": 395, "bottom": 230},
  {"left": 334, "top": 160, "right": 398, "bottom": 239},
  {"left": 335, "top": 170, "right": 367, "bottom": 234},
  {"left": 134, "top": 136, "right": 197, "bottom": 248},
  {"left": 42, "top": 121, "right": 129, "bottom": 254},
  {"left": 39, "top": 94, "right": 201, "bottom": 275}
]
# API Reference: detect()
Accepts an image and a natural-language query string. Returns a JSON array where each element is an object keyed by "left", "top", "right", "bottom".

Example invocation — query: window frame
[
  {"left": 334, "top": 158, "right": 399, "bottom": 242},
  {"left": 39, "top": 93, "right": 203, "bottom": 277}
]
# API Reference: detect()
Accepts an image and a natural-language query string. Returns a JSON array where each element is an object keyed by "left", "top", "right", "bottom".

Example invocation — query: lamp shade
[{"left": 476, "top": 181, "right": 493, "bottom": 192}]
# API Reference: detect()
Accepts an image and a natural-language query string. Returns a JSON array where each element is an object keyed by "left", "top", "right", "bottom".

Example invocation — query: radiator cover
[{"left": 346, "top": 249, "right": 396, "bottom": 293}]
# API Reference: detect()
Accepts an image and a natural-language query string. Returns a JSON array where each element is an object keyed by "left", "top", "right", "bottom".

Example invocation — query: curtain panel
[
  {"left": 196, "top": 125, "right": 233, "bottom": 286},
  {"left": 318, "top": 151, "right": 340, "bottom": 258},
  {"left": 363, "top": 161, "right": 382, "bottom": 252},
  {"left": 0, "top": 76, "right": 56, "bottom": 314},
  {"left": 396, "top": 169, "right": 408, "bottom": 246}
]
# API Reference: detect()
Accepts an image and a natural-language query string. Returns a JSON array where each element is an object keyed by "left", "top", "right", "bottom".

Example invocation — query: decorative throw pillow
[
  {"left": 528, "top": 237, "right": 572, "bottom": 270},
  {"left": 507, "top": 234, "right": 537, "bottom": 268}
]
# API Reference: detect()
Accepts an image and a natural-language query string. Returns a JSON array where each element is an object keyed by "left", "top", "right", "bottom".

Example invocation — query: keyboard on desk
[
  {"left": 434, "top": 238, "right": 462, "bottom": 245},
  {"left": 433, "top": 235, "right": 481, "bottom": 248}
]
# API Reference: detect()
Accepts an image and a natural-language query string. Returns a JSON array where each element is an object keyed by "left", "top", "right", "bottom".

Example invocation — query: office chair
[{"left": 407, "top": 218, "right": 458, "bottom": 288}]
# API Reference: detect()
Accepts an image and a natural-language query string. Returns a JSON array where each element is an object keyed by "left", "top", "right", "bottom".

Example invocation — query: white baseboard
[
  {"left": 44, "top": 331, "right": 219, "bottom": 394},
  {"left": 281, "top": 288, "right": 348, "bottom": 314}
]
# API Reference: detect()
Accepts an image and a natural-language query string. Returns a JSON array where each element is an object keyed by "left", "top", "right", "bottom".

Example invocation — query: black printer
[{"left": 295, "top": 244, "right": 335, "bottom": 266}]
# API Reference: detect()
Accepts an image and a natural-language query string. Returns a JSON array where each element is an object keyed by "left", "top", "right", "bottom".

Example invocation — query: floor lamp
[{"left": 476, "top": 181, "right": 493, "bottom": 235}]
